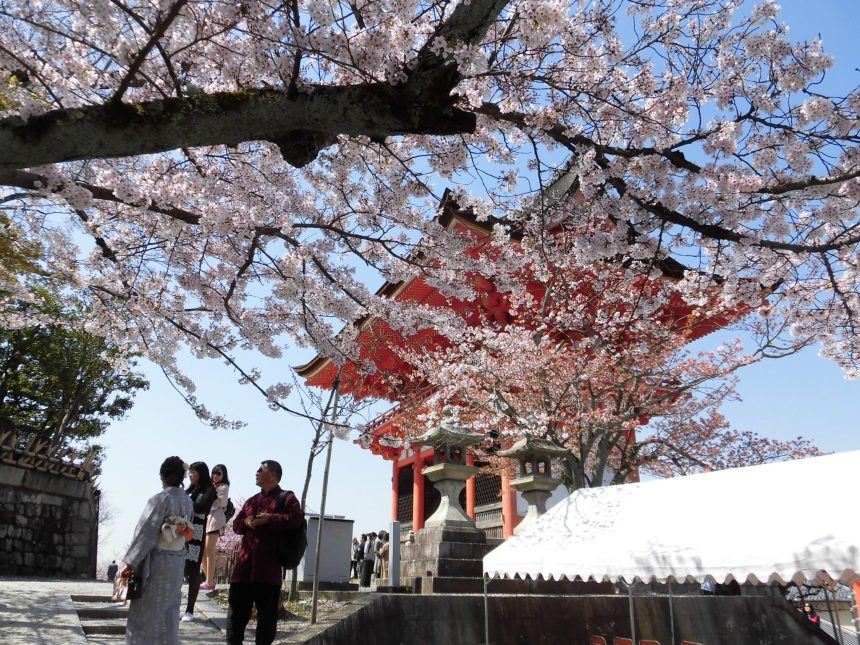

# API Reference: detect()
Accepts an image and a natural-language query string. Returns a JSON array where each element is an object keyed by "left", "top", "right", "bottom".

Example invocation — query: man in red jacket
[{"left": 227, "top": 460, "right": 303, "bottom": 645}]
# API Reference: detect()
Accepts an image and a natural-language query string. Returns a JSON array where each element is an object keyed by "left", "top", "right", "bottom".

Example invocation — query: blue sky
[{"left": 96, "top": 1, "right": 860, "bottom": 564}]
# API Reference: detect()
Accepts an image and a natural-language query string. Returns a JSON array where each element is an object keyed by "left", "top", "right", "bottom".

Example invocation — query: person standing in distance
[
  {"left": 226, "top": 460, "right": 303, "bottom": 645},
  {"left": 360, "top": 531, "right": 376, "bottom": 588},
  {"left": 106, "top": 560, "right": 118, "bottom": 582}
]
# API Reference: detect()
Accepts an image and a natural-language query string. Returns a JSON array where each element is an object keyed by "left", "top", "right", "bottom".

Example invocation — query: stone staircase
[
  {"left": 69, "top": 589, "right": 227, "bottom": 643},
  {"left": 71, "top": 594, "right": 127, "bottom": 638}
]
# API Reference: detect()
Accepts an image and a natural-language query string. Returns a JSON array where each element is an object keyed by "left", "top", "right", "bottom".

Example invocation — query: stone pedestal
[
  {"left": 400, "top": 461, "right": 493, "bottom": 593},
  {"left": 422, "top": 462, "right": 479, "bottom": 531},
  {"left": 400, "top": 526, "right": 494, "bottom": 594},
  {"left": 509, "top": 475, "right": 561, "bottom": 535}
]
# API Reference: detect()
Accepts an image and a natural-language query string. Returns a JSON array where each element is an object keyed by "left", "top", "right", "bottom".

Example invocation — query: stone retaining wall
[
  {"left": 305, "top": 594, "right": 835, "bottom": 645},
  {"left": 0, "top": 463, "right": 97, "bottom": 577}
]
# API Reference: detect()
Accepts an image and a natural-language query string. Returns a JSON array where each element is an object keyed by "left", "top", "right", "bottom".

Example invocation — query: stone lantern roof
[
  {"left": 497, "top": 436, "right": 568, "bottom": 459},
  {"left": 416, "top": 416, "right": 484, "bottom": 449}
]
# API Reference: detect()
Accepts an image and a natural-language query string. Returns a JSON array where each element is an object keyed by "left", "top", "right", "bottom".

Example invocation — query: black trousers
[
  {"left": 360, "top": 559, "right": 373, "bottom": 587},
  {"left": 185, "top": 566, "right": 201, "bottom": 614},
  {"left": 226, "top": 582, "right": 281, "bottom": 645}
]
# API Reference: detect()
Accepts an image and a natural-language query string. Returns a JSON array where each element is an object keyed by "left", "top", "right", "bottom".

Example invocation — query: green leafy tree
[
  {"left": 0, "top": 213, "right": 41, "bottom": 287},
  {"left": 0, "top": 298, "right": 148, "bottom": 467}
]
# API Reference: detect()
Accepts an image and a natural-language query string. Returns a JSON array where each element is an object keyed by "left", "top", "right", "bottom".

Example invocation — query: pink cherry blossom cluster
[
  {"left": 0, "top": 0, "right": 859, "bottom": 431},
  {"left": 398, "top": 244, "right": 820, "bottom": 487}
]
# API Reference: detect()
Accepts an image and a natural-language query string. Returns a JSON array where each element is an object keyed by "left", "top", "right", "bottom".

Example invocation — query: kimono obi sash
[{"left": 157, "top": 516, "right": 191, "bottom": 551}]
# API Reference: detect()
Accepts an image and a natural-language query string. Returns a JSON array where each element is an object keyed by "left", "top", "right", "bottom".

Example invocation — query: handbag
[{"left": 111, "top": 573, "right": 143, "bottom": 602}]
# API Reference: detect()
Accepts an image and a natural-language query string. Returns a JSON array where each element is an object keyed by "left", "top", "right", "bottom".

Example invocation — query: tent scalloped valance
[{"left": 483, "top": 451, "right": 860, "bottom": 588}]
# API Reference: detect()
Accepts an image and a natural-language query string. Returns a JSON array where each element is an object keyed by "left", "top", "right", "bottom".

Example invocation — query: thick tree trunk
[
  {"left": 0, "top": 0, "right": 511, "bottom": 171},
  {"left": 0, "top": 85, "right": 475, "bottom": 171}
]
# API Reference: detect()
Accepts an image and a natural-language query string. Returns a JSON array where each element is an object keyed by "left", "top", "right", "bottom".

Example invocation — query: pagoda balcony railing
[{"left": 362, "top": 403, "right": 403, "bottom": 434}]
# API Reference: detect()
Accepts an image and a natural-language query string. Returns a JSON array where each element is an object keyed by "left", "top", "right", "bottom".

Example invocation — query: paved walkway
[
  {"left": 0, "top": 577, "right": 90, "bottom": 645},
  {"left": 0, "top": 577, "right": 226, "bottom": 644},
  {"left": 0, "top": 576, "right": 374, "bottom": 644}
]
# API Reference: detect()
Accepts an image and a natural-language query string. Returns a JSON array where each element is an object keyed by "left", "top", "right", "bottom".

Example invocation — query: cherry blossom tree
[
  {"left": 404, "top": 249, "right": 820, "bottom": 489},
  {"left": 1, "top": 0, "right": 859, "bottom": 425}
]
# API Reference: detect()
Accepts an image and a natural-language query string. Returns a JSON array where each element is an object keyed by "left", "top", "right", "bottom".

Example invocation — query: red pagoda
[{"left": 295, "top": 192, "right": 750, "bottom": 541}]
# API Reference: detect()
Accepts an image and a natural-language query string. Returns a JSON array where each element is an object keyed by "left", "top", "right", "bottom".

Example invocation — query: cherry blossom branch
[
  {"left": 0, "top": 170, "right": 426, "bottom": 259},
  {"left": 475, "top": 103, "right": 860, "bottom": 254},
  {"left": 110, "top": 0, "right": 190, "bottom": 104}
]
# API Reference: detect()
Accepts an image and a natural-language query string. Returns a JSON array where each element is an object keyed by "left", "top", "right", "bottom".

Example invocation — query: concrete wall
[
  {"left": 0, "top": 463, "right": 97, "bottom": 577},
  {"left": 305, "top": 594, "right": 836, "bottom": 645}
]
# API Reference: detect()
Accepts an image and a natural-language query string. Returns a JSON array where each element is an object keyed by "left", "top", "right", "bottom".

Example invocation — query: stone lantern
[
  {"left": 399, "top": 416, "right": 493, "bottom": 594},
  {"left": 417, "top": 417, "right": 483, "bottom": 531},
  {"left": 498, "top": 437, "right": 567, "bottom": 535}
]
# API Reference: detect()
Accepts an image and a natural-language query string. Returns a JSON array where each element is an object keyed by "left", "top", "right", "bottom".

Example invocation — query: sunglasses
[
  {"left": 256, "top": 467, "right": 265, "bottom": 473},
  {"left": 213, "top": 471, "right": 223, "bottom": 475}
]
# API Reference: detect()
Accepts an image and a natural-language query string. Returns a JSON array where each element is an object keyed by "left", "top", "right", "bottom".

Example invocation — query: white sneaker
[{"left": 181, "top": 612, "right": 194, "bottom": 622}]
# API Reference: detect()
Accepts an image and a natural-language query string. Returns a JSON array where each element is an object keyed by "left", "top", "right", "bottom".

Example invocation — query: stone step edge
[
  {"left": 81, "top": 624, "right": 126, "bottom": 636},
  {"left": 77, "top": 608, "right": 129, "bottom": 619}
]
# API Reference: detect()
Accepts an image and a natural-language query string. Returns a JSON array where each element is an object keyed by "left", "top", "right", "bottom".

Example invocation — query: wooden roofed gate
[{"left": 294, "top": 189, "right": 752, "bottom": 541}]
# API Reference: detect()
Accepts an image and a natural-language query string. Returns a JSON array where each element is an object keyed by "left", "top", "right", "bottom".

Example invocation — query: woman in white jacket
[{"left": 200, "top": 463, "right": 230, "bottom": 590}]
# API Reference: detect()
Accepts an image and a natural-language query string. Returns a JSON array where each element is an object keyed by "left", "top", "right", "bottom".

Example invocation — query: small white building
[{"left": 289, "top": 514, "right": 354, "bottom": 584}]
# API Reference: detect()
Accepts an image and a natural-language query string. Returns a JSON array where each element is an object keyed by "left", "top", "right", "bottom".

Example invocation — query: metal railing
[{"left": 821, "top": 619, "right": 859, "bottom": 645}]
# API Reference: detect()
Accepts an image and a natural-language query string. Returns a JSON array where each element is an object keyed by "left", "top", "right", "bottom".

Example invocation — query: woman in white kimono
[{"left": 120, "top": 456, "right": 194, "bottom": 645}]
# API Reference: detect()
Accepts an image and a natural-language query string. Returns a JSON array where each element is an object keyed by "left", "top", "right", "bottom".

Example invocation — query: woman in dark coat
[{"left": 182, "top": 461, "right": 216, "bottom": 622}]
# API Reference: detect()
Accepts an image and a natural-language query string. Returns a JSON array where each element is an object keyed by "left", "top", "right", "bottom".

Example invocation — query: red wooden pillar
[
  {"left": 465, "top": 453, "right": 476, "bottom": 520},
  {"left": 391, "top": 461, "right": 399, "bottom": 521},
  {"left": 412, "top": 456, "right": 425, "bottom": 531},
  {"left": 501, "top": 473, "right": 520, "bottom": 538},
  {"left": 854, "top": 581, "right": 860, "bottom": 635}
]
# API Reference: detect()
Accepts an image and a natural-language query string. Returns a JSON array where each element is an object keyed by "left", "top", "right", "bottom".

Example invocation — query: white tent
[{"left": 484, "top": 450, "right": 860, "bottom": 586}]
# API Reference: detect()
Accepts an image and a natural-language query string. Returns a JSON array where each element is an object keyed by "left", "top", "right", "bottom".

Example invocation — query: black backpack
[
  {"left": 224, "top": 498, "right": 235, "bottom": 522},
  {"left": 276, "top": 490, "right": 307, "bottom": 569}
]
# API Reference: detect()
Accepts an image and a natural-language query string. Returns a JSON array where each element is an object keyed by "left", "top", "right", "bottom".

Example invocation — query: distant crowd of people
[
  {"left": 351, "top": 530, "right": 390, "bottom": 588},
  {"left": 116, "top": 457, "right": 304, "bottom": 645}
]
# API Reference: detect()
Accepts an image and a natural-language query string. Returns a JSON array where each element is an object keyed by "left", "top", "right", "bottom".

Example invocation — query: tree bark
[
  {"left": 0, "top": 0, "right": 511, "bottom": 171},
  {"left": 0, "top": 84, "right": 475, "bottom": 171}
]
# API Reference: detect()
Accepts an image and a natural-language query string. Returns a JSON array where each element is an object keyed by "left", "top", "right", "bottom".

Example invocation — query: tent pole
[
  {"left": 828, "top": 586, "right": 845, "bottom": 644},
  {"left": 823, "top": 586, "right": 842, "bottom": 645},
  {"left": 668, "top": 581, "right": 675, "bottom": 645},
  {"left": 483, "top": 576, "right": 490, "bottom": 645},
  {"left": 628, "top": 582, "right": 637, "bottom": 645},
  {"left": 852, "top": 582, "right": 860, "bottom": 643}
]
